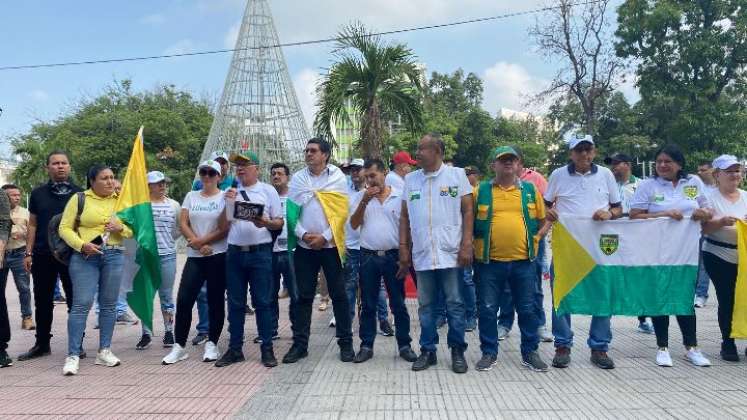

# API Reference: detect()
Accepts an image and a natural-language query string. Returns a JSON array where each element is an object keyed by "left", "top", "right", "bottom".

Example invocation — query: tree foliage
[{"left": 11, "top": 80, "right": 212, "bottom": 202}]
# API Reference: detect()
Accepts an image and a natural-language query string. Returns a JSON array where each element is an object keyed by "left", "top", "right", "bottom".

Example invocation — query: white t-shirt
[
  {"left": 345, "top": 184, "right": 362, "bottom": 250},
  {"left": 152, "top": 198, "right": 181, "bottom": 256},
  {"left": 274, "top": 194, "right": 289, "bottom": 252},
  {"left": 544, "top": 164, "right": 621, "bottom": 217},
  {"left": 403, "top": 164, "right": 472, "bottom": 271},
  {"left": 703, "top": 189, "right": 747, "bottom": 264},
  {"left": 181, "top": 190, "right": 228, "bottom": 258},
  {"left": 385, "top": 171, "right": 405, "bottom": 191},
  {"left": 630, "top": 175, "right": 711, "bottom": 216},
  {"left": 227, "top": 181, "right": 282, "bottom": 247},
  {"left": 355, "top": 188, "right": 402, "bottom": 251}
]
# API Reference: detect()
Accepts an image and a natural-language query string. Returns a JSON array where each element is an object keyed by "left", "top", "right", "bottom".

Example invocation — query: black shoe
[
  {"left": 340, "top": 344, "right": 355, "bottom": 362},
  {"left": 0, "top": 350, "right": 12, "bottom": 367},
  {"left": 552, "top": 346, "right": 571, "bottom": 368},
  {"left": 136, "top": 334, "right": 152, "bottom": 350},
  {"left": 451, "top": 347, "right": 468, "bottom": 374},
  {"left": 399, "top": 346, "right": 418, "bottom": 362},
  {"left": 353, "top": 347, "right": 374, "bottom": 363},
  {"left": 590, "top": 350, "right": 615, "bottom": 369},
  {"left": 282, "top": 345, "right": 308, "bottom": 364},
  {"left": 412, "top": 351, "right": 437, "bottom": 371},
  {"left": 245, "top": 305, "right": 255, "bottom": 316},
  {"left": 214, "top": 348, "right": 245, "bottom": 367},
  {"left": 79, "top": 350, "right": 87, "bottom": 359},
  {"left": 721, "top": 340, "right": 740, "bottom": 362},
  {"left": 379, "top": 320, "right": 394, "bottom": 336},
  {"left": 475, "top": 353, "right": 498, "bottom": 371},
  {"left": 253, "top": 333, "right": 280, "bottom": 344},
  {"left": 261, "top": 347, "right": 278, "bottom": 368},
  {"left": 191, "top": 333, "right": 209, "bottom": 346},
  {"left": 163, "top": 332, "right": 175, "bottom": 348},
  {"left": 18, "top": 344, "right": 50, "bottom": 361},
  {"left": 521, "top": 351, "right": 548, "bottom": 372}
]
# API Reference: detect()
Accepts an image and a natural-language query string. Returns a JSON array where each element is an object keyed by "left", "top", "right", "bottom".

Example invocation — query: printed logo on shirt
[
  {"left": 409, "top": 190, "right": 421, "bottom": 201},
  {"left": 440, "top": 186, "right": 449, "bottom": 196},
  {"left": 191, "top": 201, "right": 220, "bottom": 212},
  {"left": 653, "top": 193, "right": 665, "bottom": 203},
  {"left": 448, "top": 186, "right": 459, "bottom": 198},
  {"left": 683, "top": 185, "right": 698, "bottom": 200}
]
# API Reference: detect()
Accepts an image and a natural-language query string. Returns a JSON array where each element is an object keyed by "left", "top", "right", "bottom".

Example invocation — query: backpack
[{"left": 47, "top": 192, "right": 85, "bottom": 265}]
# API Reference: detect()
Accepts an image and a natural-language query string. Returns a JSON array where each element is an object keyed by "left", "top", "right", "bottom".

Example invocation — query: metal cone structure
[{"left": 201, "top": 0, "right": 310, "bottom": 170}]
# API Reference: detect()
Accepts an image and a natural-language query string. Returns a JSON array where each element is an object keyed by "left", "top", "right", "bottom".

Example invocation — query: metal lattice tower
[{"left": 201, "top": 0, "right": 310, "bottom": 171}]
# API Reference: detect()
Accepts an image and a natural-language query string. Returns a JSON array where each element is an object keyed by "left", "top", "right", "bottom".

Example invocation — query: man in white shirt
[
  {"left": 544, "top": 134, "right": 622, "bottom": 370},
  {"left": 385, "top": 151, "right": 417, "bottom": 191},
  {"left": 269, "top": 163, "right": 297, "bottom": 343},
  {"left": 349, "top": 159, "right": 417, "bottom": 364},
  {"left": 695, "top": 160, "right": 717, "bottom": 307},
  {"left": 283, "top": 138, "right": 354, "bottom": 364},
  {"left": 216, "top": 151, "right": 284, "bottom": 369},
  {"left": 398, "top": 133, "right": 474, "bottom": 374}
]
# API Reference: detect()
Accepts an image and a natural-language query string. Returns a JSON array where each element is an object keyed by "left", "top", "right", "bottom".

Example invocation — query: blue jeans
[
  {"left": 273, "top": 251, "right": 297, "bottom": 337},
  {"left": 359, "top": 249, "right": 411, "bottom": 349},
  {"left": 226, "top": 245, "right": 274, "bottom": 350},
  {"left": 142, "top": 253, "right": 176, "bottom": 336},
  {"left": 67, "top": 249, "right": 124, "bottom": 356},
  {"left": 476, "top": 260, "right": 540, "bottom": 356},
  {"left": 54, "top": 278, "right": 64, "bottom": 300},
  {"left": 344, "top": 249, "right": 390, "bottom": 323},
  {"left": 434, "top": 265, "right": 476, "bottom": 323},
  {"left": 695, "top": 244, "right": 710, "bottom": 298},
  {"left": 498, "top": 237, "right": 548, "bottom": 330},
  {"left": 0, "top": 248, "right": 32, "bottom": 318},
  {"left": 417, "top": 267, "right": 466, "bottom": 352},
  {"left": 550, "top": 263, "right": 611, "bottom": 351},
  {"left": 196, "top": 285, "right": 209, "bottom": 335}
]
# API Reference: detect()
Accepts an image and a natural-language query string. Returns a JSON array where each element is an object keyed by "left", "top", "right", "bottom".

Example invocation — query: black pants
[
  {"left": 31, "top": 253, "right": 73, "bottom": 347},
  {"left": 703, "top": 251, "right": 737, "bottom": 343},
  {"left": 174, "top": 254, "right": 226, "bottom": 347},
  {"left": 293, "top": 246, "right": 351, "bottom": 349},
  {"left": 651, "top": 313, "right": 697, "bottom": 348},
  {"left": 0, "top": 267, "right": 8, "bottom": 351},
  {"left": 272, "top": 251, "right": 298, "bottom": 337}
]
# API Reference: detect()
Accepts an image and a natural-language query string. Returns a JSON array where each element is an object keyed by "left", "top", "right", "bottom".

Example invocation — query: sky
[{"left": 0, "top": 0, "right": 637, "bottom": 157}]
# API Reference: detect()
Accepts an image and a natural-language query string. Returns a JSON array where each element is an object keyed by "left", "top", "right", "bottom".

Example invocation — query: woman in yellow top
[{"left": 58, "top": 165, "right": 132, "bottom": 376}]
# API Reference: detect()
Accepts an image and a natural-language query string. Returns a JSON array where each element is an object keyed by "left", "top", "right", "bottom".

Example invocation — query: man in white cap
[{"left": 544, "top": 133, "right": 622, "bottom": 370}]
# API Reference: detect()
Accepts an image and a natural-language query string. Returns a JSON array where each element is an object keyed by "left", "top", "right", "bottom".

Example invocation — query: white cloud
[
  {"left": 292, "top": 68, "right": 321, "bottom": 129},
  {"left": 482, "top": 61, "right": 547, "bottom": 114},
  {"left": 139, "top": 13, "right": 166, "bottom": 25},
  {"left": 28, "top": 89, "right": 49, "bottom": 102},
  {"left": 163, "top": 39, "right": 196, "bottom": 56},
  {"left": 224, "top": 21, "right": 241, "bottom": 49}
]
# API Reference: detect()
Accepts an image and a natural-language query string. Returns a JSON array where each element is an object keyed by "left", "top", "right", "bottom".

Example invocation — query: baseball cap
[
  {"left": 198, "top": 160, "right": 222, "bottom": 174},
  {"left": 350, "top": 158, "right": 365, "bottom": 167},
  {"left": 712, "top": 154, "right": 741, "bottom": 170},
  {"left": 146, "top": 171, "right": 170, "bottom": 184},
  {"left": 568, "top": 133, "right": 594, "bottom": 150},
  {"left": 209, "top": 151, "right": 229, "bottom": 163},
  {"left": 493, "top": 146, "right": 519, "bottom": 160},
  {"left": 392, "top": 151, "right": 417, "bottom": 165},
  {"left": 603, "top": 153, "right": 633, "bottom": 165},
  {"left": 464, "top": 166, "right": 480, "bottom": 175},
  {"left": 229, "top": 151, "right": 260, "bottom": 165}
]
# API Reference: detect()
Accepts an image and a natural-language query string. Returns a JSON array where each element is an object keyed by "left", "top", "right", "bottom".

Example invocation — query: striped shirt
[{"left": 152, "top": 198, "right": 181, "bottom": 256}]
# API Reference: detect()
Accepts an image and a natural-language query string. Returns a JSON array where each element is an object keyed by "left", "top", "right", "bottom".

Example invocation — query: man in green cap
[{"left": 472, "top": 146, "right": 550, "bottom": 372}]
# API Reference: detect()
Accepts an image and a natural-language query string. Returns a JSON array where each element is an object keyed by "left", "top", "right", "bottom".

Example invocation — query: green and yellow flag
[
  {"left": 115, "top": 127, "right": 161, "bottom": 331},
  {"left": 732, "top": 221, "right": 747, "bottom": 338}
]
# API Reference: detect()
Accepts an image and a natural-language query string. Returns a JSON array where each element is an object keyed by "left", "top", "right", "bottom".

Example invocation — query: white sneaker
[
  {"left": 95, "top": 348, "right": 121, "bottom": 367},
  {"left": 162, "top": 344, "right": 189, "bottom": 365},
  {"left": 685, "top": 348, "right": 711, "bottom": 367},
  {"left": 62, "top": 356, "right": 80, "bottom": 376},
  {"left": 203, "top": 341, "right": 219, "bottom": 362},
  {"left": 656, "top": 349, "right": 673, "bottom": 367},
  {"left": 694, "top": 296, "right": 707, "bottom": 308},
  {"left": 329, "top": 317, "right": 336, "bottom": 328}
]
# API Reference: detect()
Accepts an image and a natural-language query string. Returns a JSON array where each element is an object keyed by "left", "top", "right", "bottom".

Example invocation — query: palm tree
[{"left": 314, "top": 23, "right": 424, "bottom": 159}]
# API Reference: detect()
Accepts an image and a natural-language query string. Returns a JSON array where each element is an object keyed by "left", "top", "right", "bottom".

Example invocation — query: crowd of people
[{"left": 0, "top": 132, "right": 745, "bottom": 376}]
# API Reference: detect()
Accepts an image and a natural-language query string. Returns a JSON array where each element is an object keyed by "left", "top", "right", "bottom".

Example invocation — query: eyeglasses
[{"left": 199, "top": 169, "right": 219, "bottom": 177}]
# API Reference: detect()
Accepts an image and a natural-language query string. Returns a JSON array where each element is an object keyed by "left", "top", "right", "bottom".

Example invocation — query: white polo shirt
[
  {"left": 353, "top": 187, "right": 402, "bottom": 251},
  {"left": 385, "top": 171, "right": 405, "bottom": 191},
  {"left": 403, "top": 164, "right": 472, "bottom": 271},
  {"left": 703, "top": 189, "right": 747, "bottom": 264},
  {"left": 630, "top": 175, "right": 710, "bottom": 216},
  {"left": 227, "top": 181, "right": 282, "bottom": 246},
  {"left": 345, "top": 184, "right": 362, "bottom": 250},
  {"left": 544, "top": 163, "right": 621, "bottom": 217}
]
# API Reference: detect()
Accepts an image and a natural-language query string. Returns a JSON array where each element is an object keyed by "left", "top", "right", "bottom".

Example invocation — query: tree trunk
[{"left": 360, "top": 100, "right": 384, "bottom": 159}]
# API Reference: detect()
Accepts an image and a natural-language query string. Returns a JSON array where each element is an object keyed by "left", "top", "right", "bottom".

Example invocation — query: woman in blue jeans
[{"left": 59, "top": 165, "right": 131, "bottom": 376}]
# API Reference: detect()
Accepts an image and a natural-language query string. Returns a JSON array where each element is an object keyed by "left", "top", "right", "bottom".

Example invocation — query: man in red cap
[{"left": 386, "top": 151, "right": 417, "bottom": 191}]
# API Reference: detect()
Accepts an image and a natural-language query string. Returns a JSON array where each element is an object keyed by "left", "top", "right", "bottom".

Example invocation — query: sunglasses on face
[{"left": 199, "top": 169, "right": 219, "bottom": 177}]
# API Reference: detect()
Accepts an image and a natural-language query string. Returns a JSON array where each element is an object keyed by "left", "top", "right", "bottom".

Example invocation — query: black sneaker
[
  {"left": 399, "top": 346, "right": 418, "bottom": 362},
  {"left": 379, "top": 320, "right": 394, "bottom": 336},
  {"left": 451, "top": 347, "right": 468, "bottom": 374},
  {"left": 340, "top": 344, "right": 355, "bottom": 362},
  {"left": 191, "top": 333, "right": 208, "bottom": 346},
  {"left": 0, "top": 350, "right": 12, "bottom": 367},
  {"left": 412, "top": 351, "right": 437, "bottom": 371},
  {"left": 353, "top": 347, "right": 374, "bottom": 363},
  {"left": 214, "top": 348, "right": 245, "bottom": 367},
  {"left": 135, "top": 334, "right": 152, "bottom": 350},
  {"left": 282, "top": 345, "right": 308, "bottom": 364},
  {"left": 721, "top": 340, "right": 740, "bottom": 362},
  {"left": 475, "top": 353, "right": 497, "bottom": 371},
  {"left": 521, "top": 351, "right": 548, "bottom": 372},
  {"left": 552, "top": 346, "right": 571, "bottom": 368},
  {"left": 261, "top": 347, "right": 278, "bottom": 368},
  {"left": 163, "top": 331, "right": 175, "bottom": 348},
  {"left": 17, "top": 344, "right": 50, "bottom": 361},
  {"left": 590, "top": 350, "right": 615, "bottom": 369}
]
